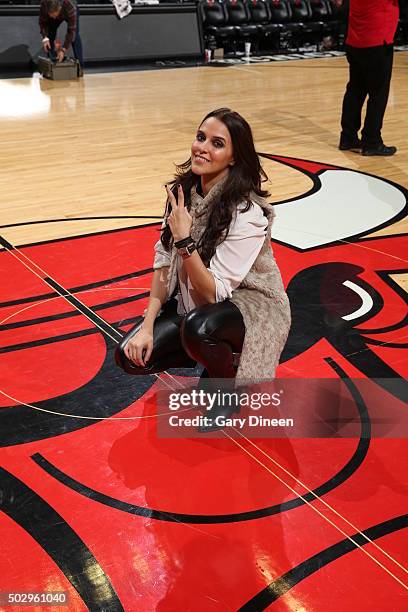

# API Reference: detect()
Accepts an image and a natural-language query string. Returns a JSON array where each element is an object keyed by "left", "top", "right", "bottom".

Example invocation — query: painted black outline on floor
[
  {"left": 30, "top": 359, "right": 371, "bottom": 524},
  {"left": 0, "top": 466, "right": 124, "bottom": 611},
  {"left": 0, "top": 219, "right": 161, "bottom": 251},
  {"left": 0, "top": 335, "right": 156, "bottom": 445},
  {"left": 0, "top": 292, "right": 150, "bottom": 332},
  {"left": 0, "top": 215, "right": 162, "bottom": 230},
  {"left": 0, "top": 266, "right": 153, "bottom": 309},
  {"left": 238, "top": 513, "right": 408, "bottom": 611},
  {"left": 357, "top": 269, "right": 408, "bottom": 344},
  {"left": 43, "top": 277, "right": 123, "bottom": 341},
  {"left": 259, "top": 153, "right": 408, "bottom": 251},
  {"left": 0, "top": 311, "right": 143, "bottom": 354}
]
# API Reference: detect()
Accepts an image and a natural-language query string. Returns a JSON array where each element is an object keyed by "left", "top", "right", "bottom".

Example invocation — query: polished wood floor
[{"left": 1, "top": 53, "right": 407, "bottom": 248}]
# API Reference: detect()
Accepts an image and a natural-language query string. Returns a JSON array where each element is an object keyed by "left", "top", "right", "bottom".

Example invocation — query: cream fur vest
[{"left": 165, "top": 180, "right": 291, "bottom": 382}]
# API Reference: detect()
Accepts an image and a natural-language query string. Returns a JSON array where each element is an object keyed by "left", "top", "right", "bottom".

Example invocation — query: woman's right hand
[{"left": 124, "top": 326, "right": 154, "bottom": 367}]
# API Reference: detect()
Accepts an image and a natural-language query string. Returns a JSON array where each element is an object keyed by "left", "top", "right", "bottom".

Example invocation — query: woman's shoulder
[
  {"left": 228, "top": 199, "right": 269, "bottom": 237},
  {"left": 235, "top": 196, "right": 271, "bottom": 225}
]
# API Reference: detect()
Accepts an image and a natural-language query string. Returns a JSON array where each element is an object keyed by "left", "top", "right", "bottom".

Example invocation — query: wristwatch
[{"left": 178, "top": 241, "right": 197, "bottom": 259}]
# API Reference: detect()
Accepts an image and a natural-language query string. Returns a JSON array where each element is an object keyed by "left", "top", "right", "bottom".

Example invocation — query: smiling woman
[
  {"left": 115, "top": 108, "right": 291, "bottom": 431},
  {"left": 191, "top": 118, "right": 235, "bottom": 189}
]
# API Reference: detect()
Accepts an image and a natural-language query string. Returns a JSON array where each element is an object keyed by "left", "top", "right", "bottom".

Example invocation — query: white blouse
[{"left": 153, "top": 201, "right": 268, "bottom": 315}]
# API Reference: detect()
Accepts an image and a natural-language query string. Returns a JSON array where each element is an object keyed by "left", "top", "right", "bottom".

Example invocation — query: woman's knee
[
  {"left": 181, "top": 306, "right": 213, "bottom": 348},
  {"left": 181, "top": 301, "right": 245, "bottom": 352}
]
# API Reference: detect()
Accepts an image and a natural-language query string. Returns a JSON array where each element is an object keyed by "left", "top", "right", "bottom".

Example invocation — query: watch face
[{"left": 179, "top": 243, "right": 196, "bottom": 259}]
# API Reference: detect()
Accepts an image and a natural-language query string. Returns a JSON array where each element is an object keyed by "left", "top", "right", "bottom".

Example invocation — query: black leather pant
[{"left": 115, "top": 298, "right": 245, "bottom": 378}]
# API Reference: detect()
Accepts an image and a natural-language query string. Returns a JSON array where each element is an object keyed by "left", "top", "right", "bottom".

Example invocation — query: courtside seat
[
  {"left": 247, "top": 0, "right": 280, "bottom": 35},
  {"left": 327, "top": 0, "right": 342, "bottom": 19},
  {"left": 199, "top": 0, "right": 237, "bottom": 50},
  {"left": 267, "top": 0, "right": 302, "bottom": 50},
  {"left": 310, "top": 0, "right": 338, "bottom": 35},
  {"left": 396, "top": 0, "right": 408, "bottom": 44},
  {"left": 246, "top": 0, "right": 281, "bottom": 51},
  {"left": 327, "top": 0, "right": 347, "bottom": 47},
  {"left": 224, "top": 0, "right": 259, "bottom": 43},
  {"left": 289, "top": 0, "right": 324, "bottom": 48},
  {"left": 289, "top": 0, "right": 322, "bottom": 31},
  {"left": 268, "top": 0, "right": 301, "bottom": 33}
]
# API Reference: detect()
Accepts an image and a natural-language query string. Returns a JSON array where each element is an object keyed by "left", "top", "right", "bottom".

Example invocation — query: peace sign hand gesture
[{"left": 166, "top": 184, "right": 193, "bottom": 243}]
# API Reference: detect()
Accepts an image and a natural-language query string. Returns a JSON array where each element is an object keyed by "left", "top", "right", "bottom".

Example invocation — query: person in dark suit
[{"left": 337, "top": 0, "right": 399, "bottom": 156}]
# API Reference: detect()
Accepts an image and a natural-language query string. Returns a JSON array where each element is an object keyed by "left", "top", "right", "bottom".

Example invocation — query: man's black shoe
[
  {"left": 362, "top": 144, "right": 397, "bottom": 156},
  {"left": 339, "top": 138, "right": 362, "bottom": 151}
]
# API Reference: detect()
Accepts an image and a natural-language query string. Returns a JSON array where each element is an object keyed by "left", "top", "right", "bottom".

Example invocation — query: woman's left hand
[{"left": 166, "top": 184, "right": 193, "bottom": 242}]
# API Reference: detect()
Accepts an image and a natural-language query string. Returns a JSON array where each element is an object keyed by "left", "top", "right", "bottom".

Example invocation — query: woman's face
[{"left": 191, "top": 117, "right": 235, "bottom": 181}]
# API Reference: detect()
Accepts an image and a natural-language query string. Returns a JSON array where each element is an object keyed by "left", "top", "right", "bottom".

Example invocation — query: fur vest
[{"left": 165, "top": 179, "right": 291, "bottom": 382}]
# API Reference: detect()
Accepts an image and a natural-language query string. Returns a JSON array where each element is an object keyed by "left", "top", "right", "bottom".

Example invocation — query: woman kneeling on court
[{"left": 115, "top": 108, "right": 291, "bottom": 428}]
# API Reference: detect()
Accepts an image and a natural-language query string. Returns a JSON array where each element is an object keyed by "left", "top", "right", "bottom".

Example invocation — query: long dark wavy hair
[{"left": 160, "top": 108, "right": 270, "bottom": 264}]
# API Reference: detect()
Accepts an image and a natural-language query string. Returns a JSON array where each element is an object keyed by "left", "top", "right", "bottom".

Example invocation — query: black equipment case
[{"left": 38, "top": 56, "right": 79, "bottom": 80}]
